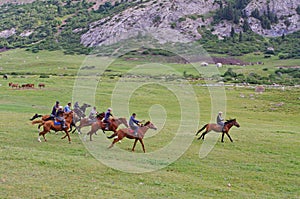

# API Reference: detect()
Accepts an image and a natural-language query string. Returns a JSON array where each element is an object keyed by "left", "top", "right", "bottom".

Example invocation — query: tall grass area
[{"left": 0, "top": 49, "right": 299, "bottom": 198}]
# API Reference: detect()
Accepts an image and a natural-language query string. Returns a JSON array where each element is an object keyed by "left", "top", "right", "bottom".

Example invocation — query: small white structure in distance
[
  {"left": 216, "top": 63, "right": 222, "bottom": 67},
  {"left": 201, "top": 62, "right": 208, "bottom": 66}
]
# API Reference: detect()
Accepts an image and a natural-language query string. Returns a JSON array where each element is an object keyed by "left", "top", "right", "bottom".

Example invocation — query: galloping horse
[
  {"left": 32, "top": 111, "right": 74, "bottom": 143},
  {"left": 76, "top": 112, "right": 105, "bottom": 134},
  {"left": 30, "top": 103, "right": 91, "bottom": 133},
  {"left": 108, "top": 121, "right": 157, "bottom": 153},
  {"left": 195, "top": 119, "right": 240, "bottom": 142},
  {"left": 84, "top": 117, "right": 128, "bottom": 141}
]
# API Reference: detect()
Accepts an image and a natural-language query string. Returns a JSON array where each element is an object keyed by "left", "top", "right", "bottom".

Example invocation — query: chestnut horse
[
  {"left": 108, "top": 121, "right": 157, "bottom": 153},
  {"left": 84, "top": 117, "right": 128, "bottom": 141},
  {"left": 30, "top": 113, "right": 79, "bottom": 133},
  {"left": 195, "top": 119, "right": 240, "bottom": 142},
  {"left": 9, "top": 82, "right": 19, "bottom": 89},
  {"left": 30, "top": 103, "right": 90, "bottom": 133},
  {"left": 32, "top": 111, "right": 74, "bottom": 143},
  {"left": 76, "top": 112, "right": 105, "bottom": 134}
]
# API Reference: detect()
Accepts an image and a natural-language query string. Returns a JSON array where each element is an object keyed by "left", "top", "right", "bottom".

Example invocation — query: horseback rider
[
  {"left": 217, "top": 111, "right": 225, "bottom": 131},
  {"left": 56, "top": 106, "right": 66, "bottom": 129},
  {"left": 64, "top": 102, "right": 72, "bottom": 113},
  {"left": 50, "top": 101, "right": 60, "bottom": 118},
  {"left": 74, "top": 101, "right": 80, "bottom": 110},
  {"left": 129, "top": 113, "right": 142, "bottom": 137},
  {"left": 89, "top": 106, "right": 97, "bottom": 120},
  {"left": 104, "top": 108, "right": 113, "bottom": 130}
]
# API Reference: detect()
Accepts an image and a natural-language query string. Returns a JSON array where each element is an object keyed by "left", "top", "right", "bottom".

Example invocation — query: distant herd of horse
[
  {"left": 2, "top": 75, "right": 45, "bottom": 89},
  {"left": 30, "top": 103, "right": 240, "bottom": 152},
  {"left": 8, "top": 82, "right": 45, "bottom": 89}
]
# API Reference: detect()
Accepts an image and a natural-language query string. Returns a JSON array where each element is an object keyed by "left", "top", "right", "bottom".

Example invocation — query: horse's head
[
  {"left": 119, "top": 117, "right": 129, "bottom": 127},
  {"left": 226, "top": 118, "right": 240, "bottom": 128},
  {"left": 96, "top": 112, "right": 105, "bottom": 120},
  {"left": 144, "top": 121, "right": 157, "bottom": 130},
  {"left": 82, "top": 103, "right": 91, "bottom": 108}
]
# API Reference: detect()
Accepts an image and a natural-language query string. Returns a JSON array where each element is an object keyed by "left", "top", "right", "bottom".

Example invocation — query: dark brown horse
[
  {"left": 38, "top": 83, "right": 45, "bottom": 88},
  {"left": 32, "top": 111, "right": 74, "bottom": 143},
  {"left": 108, "top": 121, "right": 157, "bottom": 153},
  {"left": 84, "top": 117, "right": 128, "bottom": 141},
  {"left": 195, "top": 119, "right": 240, "bottom": 142}
]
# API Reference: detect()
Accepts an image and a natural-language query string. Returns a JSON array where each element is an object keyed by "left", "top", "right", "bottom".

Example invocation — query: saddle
[
  {"left": 54, "top": 120, "right": 61, "bottom": 126},
  {"left": 128, "top": 129, "right": 134, "bottom": 133}
]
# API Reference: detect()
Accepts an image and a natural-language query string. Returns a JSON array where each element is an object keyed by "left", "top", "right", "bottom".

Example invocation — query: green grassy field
[{"left": 0, "top": 49, "right": 299, "bottom": 198}]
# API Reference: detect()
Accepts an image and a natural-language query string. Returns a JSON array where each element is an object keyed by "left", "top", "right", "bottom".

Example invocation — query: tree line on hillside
[
  {"left": 222, "top": 67, "right": 300, "bottom": 86},
  {"left": 0, "top": 0, "right": 146, "bottom": 54}
]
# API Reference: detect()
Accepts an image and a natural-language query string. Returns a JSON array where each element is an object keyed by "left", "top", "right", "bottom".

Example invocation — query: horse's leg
[
  {"left": 108, "top": 137, "right": 120, "bottom": 148},
  {"left": 198, "top": 130, "right": 208, "bottom": 140},
  {"left": 132, "top": 139, "right": 138, "bottom": 152},
  {"left": 62, "top": 130, "right": 71, "bottom": 143},
  {"left": 196, "top": 124, "right": 208, "bottom": 136},
  {"left": 90, "top": 130, "right": 94, "bottom": 141},
  {"left": 38, "top": 131, "right": 42, "bottom": 142},
  {"left": 139, "top": 139, "right": 146, "bottom": 153},
  {"left": 221, "top": 132, "right": 225, "bottom": 142},
  {"left": 225, "top": 132, "right": 233, "bottom": 142}
]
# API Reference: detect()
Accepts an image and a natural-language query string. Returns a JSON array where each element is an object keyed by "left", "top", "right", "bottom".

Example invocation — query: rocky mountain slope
[
  {"left": 0, "top": 0, "right": 299, "bottom": 48},
  {"left": 81, "top": 0, "right": 300, "bottom": 46}
]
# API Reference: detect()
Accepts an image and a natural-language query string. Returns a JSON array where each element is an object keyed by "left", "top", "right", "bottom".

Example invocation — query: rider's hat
[
  {"left": 219, "top": 111, "right": 223, "bottom": 114},
  {"left": 108, "top": 108, "right": 112, "bottom": 111},
  {"left": 56, "top": 101, "right": 59, "bottom": 104}
]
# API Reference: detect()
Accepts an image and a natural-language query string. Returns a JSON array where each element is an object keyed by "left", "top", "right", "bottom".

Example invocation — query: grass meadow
[{"left": 0, "top": 49, "right": 299, "bottom": 198}]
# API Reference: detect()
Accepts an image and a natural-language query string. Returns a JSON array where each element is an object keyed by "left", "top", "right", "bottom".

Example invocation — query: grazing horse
[
  {"left": 195, "top": 119, "right": 240, "bottom": 142},
  {"left": 84, "top": 117, "right": 128, "bottom": 141},
  {"left": 38, "top": 83, "right": 45, "bottom": 88},
  {"left": 9, "top": 82, "right": 19, "bottom": 89},
  {"left": 32, "top": 111, "right": 74, "bottom": 143},
  {"left": 108, "top": 121, "right": 157, "bottom": 153}
]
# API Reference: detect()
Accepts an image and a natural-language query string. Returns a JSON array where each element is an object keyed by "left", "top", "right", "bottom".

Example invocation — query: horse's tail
[
  {"left": 195, "top": 124, "right": 208, "bottom": 136},
  {"left": 30, "top": 113, "right": 42, "bottom": 121},
  {"left": 107, "top": 132, "right": 117, "bottom": 139},
  {"left": 32, "top": 120, "right": 44, "bottom": 125}
]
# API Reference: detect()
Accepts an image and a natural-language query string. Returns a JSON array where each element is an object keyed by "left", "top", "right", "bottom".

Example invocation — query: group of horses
[
  {"left": 30, "top": 103, "right": 240, "bottom": 152},
  {"left": 8, "top": 82, "right": 45, "bottom": 89},
  {"left": 30, "top": 103, "right": 157, "bottom": 152}
]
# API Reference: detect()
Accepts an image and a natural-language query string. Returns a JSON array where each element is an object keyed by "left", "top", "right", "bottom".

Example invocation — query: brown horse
[
  {"left": 9, "top": 82, "right": 19, "bottom": 89},
  {"left": 76, "top": 112, "right": 105, "bottom": 134},
  {"left": 32, "top": 111, "right": 74, "bottom": 143},
  {"left": 195, "top": 119, "right": 240, "bottom": 142},
  {"left": 108, "top": 121, "right": 157, "bottom": 153},
  {"left": 38, "top": 83, "right": 45, "bottom": 88},
  {"left": 84, "top": 117, "right": 128, "bottom": 141}
]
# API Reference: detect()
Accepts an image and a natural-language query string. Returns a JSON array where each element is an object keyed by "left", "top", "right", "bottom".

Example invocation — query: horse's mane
[
  {"left": 144, "top": 121, "right": 150, "bottom": 126},
  {"left": 225, "top": 118, "right": 236, "bottom": 124}
]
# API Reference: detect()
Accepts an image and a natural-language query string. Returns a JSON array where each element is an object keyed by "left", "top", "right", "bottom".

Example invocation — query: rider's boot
[{"left": 105, "top": 123, "right": 109, "bottom": 130}]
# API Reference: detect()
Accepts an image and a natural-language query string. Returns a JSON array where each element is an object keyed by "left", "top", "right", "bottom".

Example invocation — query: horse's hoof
[{"left": 38, "top": 139, "right": 41, "bottom": 142}]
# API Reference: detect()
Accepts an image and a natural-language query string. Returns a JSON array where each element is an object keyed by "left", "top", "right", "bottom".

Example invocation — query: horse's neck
[
  {"left": 225, "top": 122, "right": 233, "bottom": 129},
  {"left": 138, "top": 126, "right": 149, "bottom": 136}
]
